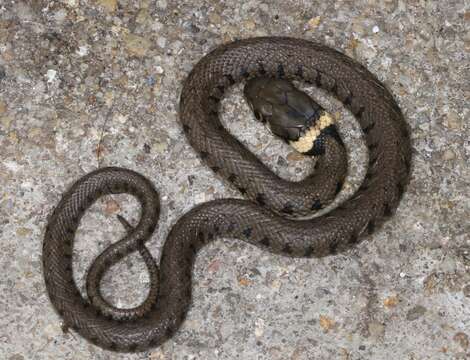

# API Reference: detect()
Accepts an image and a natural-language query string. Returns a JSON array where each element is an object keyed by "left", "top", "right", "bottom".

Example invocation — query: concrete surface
[{"left": 0, "top": 1, "right": 469, "bottom": 359}]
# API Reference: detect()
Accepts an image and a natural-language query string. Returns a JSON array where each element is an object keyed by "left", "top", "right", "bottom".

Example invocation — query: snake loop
[{"left": 43, "top": 37, "right": 411, "bottom": 351}]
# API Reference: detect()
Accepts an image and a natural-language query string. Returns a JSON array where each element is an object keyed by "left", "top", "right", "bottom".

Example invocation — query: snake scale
[{"left": 43, "top": 37, "right": 411, "bottom": 351}]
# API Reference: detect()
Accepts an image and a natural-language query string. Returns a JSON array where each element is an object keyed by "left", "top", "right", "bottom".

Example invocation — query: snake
[{"left": 42, "top": 37, "right": 411, "bottom": 352}]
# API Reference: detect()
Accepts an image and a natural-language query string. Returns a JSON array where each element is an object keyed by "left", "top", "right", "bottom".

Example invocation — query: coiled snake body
[{"left": 43, "top": 37, "right": 411, "bottom": 351}]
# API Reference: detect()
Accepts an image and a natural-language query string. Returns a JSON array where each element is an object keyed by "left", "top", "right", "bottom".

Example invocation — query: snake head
[{"left": 244, "top": 77, "right": 324, "bottom": 143}]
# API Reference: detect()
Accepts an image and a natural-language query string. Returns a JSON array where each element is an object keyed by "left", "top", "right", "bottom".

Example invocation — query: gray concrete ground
[{"left": 0, "top": 1, "right": 469, "bottom": 359}]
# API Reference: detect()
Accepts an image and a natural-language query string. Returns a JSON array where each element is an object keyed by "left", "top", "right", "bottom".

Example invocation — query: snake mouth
[{"left": 288, "top": 111, "right": 335, "bottom": 154}]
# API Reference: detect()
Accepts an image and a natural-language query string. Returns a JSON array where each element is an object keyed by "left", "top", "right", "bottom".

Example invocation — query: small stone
[
  {"left": 406, "top": 305, "right": 426, "bottom": 321},
  {"left": 16, "top": 227, "right": 32, "bottom": 237},
  {"left": 54, "top": 9, "right": 67, "bottom": 23},
  {"left": 441, "top": 149, "right": 456, "bottom": 161},
  {"left": 319, "top": 315, "right": 335, "bottom": 332},
  {"left": 243, "top": 20, "right": 256, "bottom": 30},
  {"left": 209, "top": 13, "right": 222, "bottom": 25},
  {"left": 75, "top": 45, "right": 89, "bottom": 57},
  {"left": 149, "top": 350, "right": 165, "bottom": 360},
  {"left": 136, "top": 9, "right": 150, "bottom": 25},
  {"left": 124, "top": 34, "right": 152, "bottom": 58},
  {"left": 306, "top": 17, "right": 321, "bottom": 31},
  {"left": 155, "top": 66, "right": 164, "bottom": 74},
  {"left": 157, "top": 37, "right": 167, "bottom": 48},
  {"left": 372, "top": 25, "right": 380, "bottom": 33},
  {"left": 453, "top": 332, "right": 469, "bottom": 349},
  {"left": 254, "top": 318, "right": 265, "bottom": 337},
  {"left": 207, "top": 259, "right": 221, "bottom": 273},
  {"left": 463, "top": 284, "right": 470, "bottom": 297},
  {"left": 238, "top": 277, "right": 252, "bottom": 286},
  {"left": 8, "top": 354, "right": 25, "bottom": 360},
  {"left": 154, "top": 142, "right": 167, "bottom": 153},
  {"left": 46, "top": 69, "right": 57, "bottom": 83},
  {"left": 368, "top": 321, "right": 385, "bottom": 338},
  {"left": 444, "top": 111, "right": 462, "bottom": 129},
  {"left": 383, "top": 295, "right": 400, "bottom": 309},
  {"left": 0, "top": 100, "right": 6, "bottom": 114},
  {"left": 287, "top": 152, "right": 304, "bottom": 161},
  {"left": 104, "top": 199, "right": 120, "bottom": 214},
  {"left": 156, "top": 0, "right": 167, "bottom": 10},
  {"left": 97, "top": 0, "right": 117, "bottom": 13}
]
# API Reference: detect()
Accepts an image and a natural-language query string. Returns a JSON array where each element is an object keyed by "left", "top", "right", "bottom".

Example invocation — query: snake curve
[{"left": 43, "top": 37, "right": 411, "bottom": 352}]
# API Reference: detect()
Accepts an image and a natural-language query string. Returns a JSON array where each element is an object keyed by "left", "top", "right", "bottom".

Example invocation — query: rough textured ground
[{"left": 1, "top": 1, "right": 469, "bottom": 359}]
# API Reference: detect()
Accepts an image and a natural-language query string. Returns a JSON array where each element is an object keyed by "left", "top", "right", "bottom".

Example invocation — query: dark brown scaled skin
[{"left": 42, "top": 37, "right": 411, "bottom": 352}]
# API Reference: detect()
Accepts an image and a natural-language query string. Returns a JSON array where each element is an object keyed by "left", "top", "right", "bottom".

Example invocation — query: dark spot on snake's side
[
  {"left": 314, "top": 71, "right": 322, "bottom": 87},
  {"left": 207, "top": 232, "right": 214, "bottom": 241},
  {"left": 147, "top": 224, "right": 156, "bottom": 235},
  {"left": 165, "top": 326, "right": 174, "bottom": 338},
  {"left": 240, "top": 67, "right": 249, "bottom": 78},
  {"left": 349, "top": 233, "right": 359, "bottom": 244},
  {"left": 228, "top": 173, "right": 237, "bottom": 183},
  {"left": 197, "top": 231, "right": 205, "bottom": 243},
  {"left": 260, "top": 237, "right": 270, "bottom": 246},
  {"left": 314, "top": 161, "right": 321, "bottom": 170},
  {"left": 367, "top": 220, "right": 375, "bottom": 234},
  {"left": 224, "top": 74, "right": 235, "bottom": 85},
  {"left": 364, "top": 172, "right": 374, "bottom": 181},
  {"left": 354, "top": 105, "right": 365, "bottom": 118},
  {"left": 368, "top": 155, "right": 378, "bottom": 167},
  {"left": 404, "top": 157, "right": 412, "bottom": 172},
  {"left": 343, "top": 93, "right": 353, "bottom": 106},
  {"left": 217, "top": 85, "right": 225, "bottom": 94},
  {"left": 359, "top": 183, "right": 369, "bottom": 192},
  {"left": 397, "top": 183, "right": 405, "bottom": 198},
  {"left": 256, "top": 193, "right": 266, "bottom": 206},
  {"left": 242, "top": 227, "right": 253, "bottom": 238},
  {"left": 208, "top": 95, "right": 220, "bottom": 103},
  {"left": 311, "top": 199, "right": 322, "bottom": 210},
  {"left": 277, "top": 63, "right": 285, "bottom": 78},
  {"left": 149, "top": 337, "right": 160, "bottom": 347},
  {"left": 210, "top": 166, "right": 220, "bottom": 173},
  {"left": 283, "top": 244, "right": 293, "bottom": 255},
  {"left": 200, "top": 151, "right": 208, "bottom": 160},
  {"left": 368, "top": 142, "right": 378, "bottom": 151},
  {"left": 182, "top": 124, "right": 190, "bottom": 132},
  {"left": 362, "top": 122, "right": 376, "bottom": 134},
  {"left": 295, "top": 65, "right": 303, "bottom": 78},
  {"left": 331, "top": 81, "right": 338, "bottom": 95},
  {"left": 86, "top": 194, "right": 94, "bottom": 202},
  {"left": 383, "top": 203, "right": 393, "bottom": 217},
  {"left": 258, "top": 62, "right": 266, "bottom": 75},
  {"left": 189, "top": 243, "right": 197, "bottom": 254},
  {"left": 281, "top": 203, "right": 294, "bottom": 215},
  {"left": 108, "top": 342, "right": 118, "bottom": 351},
  {"left": 128, "top": 344, "right": 138, "bottom": 352},
  {"left": 335, "top": 181, "right": 343, "bottom": 195},
  {"left": 238, "top": 187, "right": 247, "bottom": 195},
  {"left": 329, "top": 240, "right": 340, "bottom": 254},
  {"left": 304, "top": 246, "right": 314, "bottom": 257}
]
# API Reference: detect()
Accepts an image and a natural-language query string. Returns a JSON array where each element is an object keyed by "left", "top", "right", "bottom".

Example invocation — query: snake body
[{"left": 43, "top": 37, "right": 411, "bottom": 351}]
